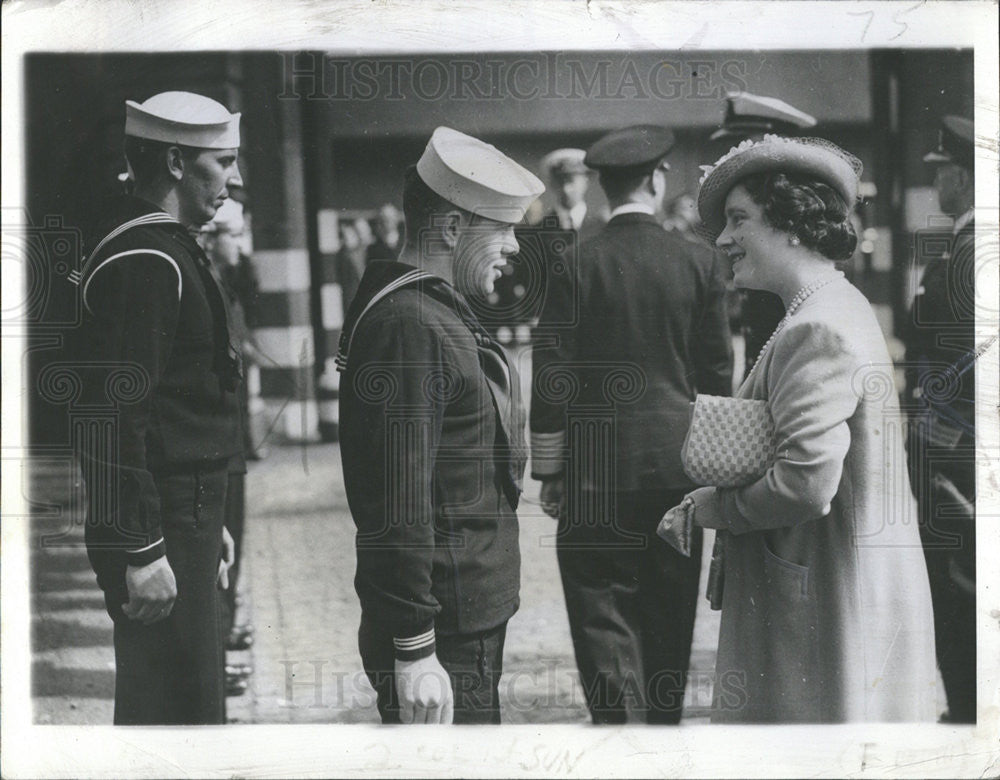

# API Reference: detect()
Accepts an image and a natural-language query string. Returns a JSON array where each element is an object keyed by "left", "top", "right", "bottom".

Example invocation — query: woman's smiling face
[{"left": 715, "top": 183, "right": 788, "bottom": 293}]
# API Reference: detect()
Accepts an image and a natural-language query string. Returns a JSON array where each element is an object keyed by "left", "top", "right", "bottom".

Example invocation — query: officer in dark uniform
[
  {"left": 904, "top": 115, "right": 978, "bottom": 723},
  {"left": 73, "top": 91, "right": 245, "bottom": 724},
  {"left": 531, "top": 125, "right": 733, "bottom": 723},
  {"left": 338, "top": 127, "right": 543, "bottom": 725},
  {"left": 709, "top": 92, "right": 818, "bottom": 377}
]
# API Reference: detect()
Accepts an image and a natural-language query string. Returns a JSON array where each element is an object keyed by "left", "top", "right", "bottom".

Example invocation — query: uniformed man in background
[
  {"left": 709, "top": 92, "right": 818, "bottom": 377},
  {"left": 200, "top": 197, "right": 259, "bottom": 694},
  {"left": 904, "top": 115, "right": 978, "bottom": 723},
  {"left": 538, "top": 147, "right": 603, "bottom": 239},
  {"left": 531, "top": 125, "right": 733, "bottom": 723},
  {"left": 337, "top": 127, "right": 543, "bottom": 724},
  {"left": 74, "top": 91, "right": 244, "bottom": 724},
  {"left": 487, "top": 148, "right": 602, "bottom": 343}
]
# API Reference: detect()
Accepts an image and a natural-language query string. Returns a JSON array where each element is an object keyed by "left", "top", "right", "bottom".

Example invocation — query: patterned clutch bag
[{"left": 681, "top": 395, "right": 776, "bottom": 487}]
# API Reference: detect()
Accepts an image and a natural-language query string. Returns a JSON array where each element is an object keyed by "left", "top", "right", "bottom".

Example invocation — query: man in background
[
  {"left": 904, "top": 115, "right": 978, "bottom": 723},
  {"left": 488, "top": 148, "right": 603, "bottom": 343},
  {"left": 201, "top": 197, "right": 261, "bottom": 695},
  {"left": 662, "top": 193, "right": 701, "bottom": 245},
  {"left": 531, "top": 125, "right": 732, "bottom": 724},
  {"left": 365, "top": 202, "right": 403, "bottom": 262}
]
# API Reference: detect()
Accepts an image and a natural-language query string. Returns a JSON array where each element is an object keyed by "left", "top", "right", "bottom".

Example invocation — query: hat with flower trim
[{"left": 696, "top": 135, "right": 862, "bottom": 241}]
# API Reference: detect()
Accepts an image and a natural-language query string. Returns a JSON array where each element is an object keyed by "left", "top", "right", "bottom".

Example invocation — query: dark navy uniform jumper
[{"left": 76, "top": 195, "right": 243, "bottom": 724}]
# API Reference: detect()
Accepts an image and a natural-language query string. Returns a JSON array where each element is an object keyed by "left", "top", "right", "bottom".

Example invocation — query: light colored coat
[{"left": 712, "top": 277, "right": 937, "bottom": 723}]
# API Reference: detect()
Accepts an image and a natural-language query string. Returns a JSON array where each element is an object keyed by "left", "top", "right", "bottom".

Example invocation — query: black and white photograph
[{"left": 2, "top": 1, "right": 998, "bottom": 777}]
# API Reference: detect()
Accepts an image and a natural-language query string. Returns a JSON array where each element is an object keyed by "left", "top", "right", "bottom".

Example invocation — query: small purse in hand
[
  {"left": 681, "top": 394, "right": 776, "bottom": 487},
  {"left": 656, "top": 496, "right": 694, "bottom": 557}
]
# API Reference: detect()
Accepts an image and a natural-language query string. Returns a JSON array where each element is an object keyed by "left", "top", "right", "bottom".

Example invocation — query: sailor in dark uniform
[
  {"left": 531, "top": 125, "right": 733, "bottom": 723},
  {"left": 338, "top": 127, "right": 543, "bottom": 724},
  {"left": 904, "top": 115, "right": 978, "bottom": 723},
  {"left": 709, "top": 92, "right": 818, "bottom": 377},
  {"left": 72, "top": 91, "right": 244, "bottom": 724}
]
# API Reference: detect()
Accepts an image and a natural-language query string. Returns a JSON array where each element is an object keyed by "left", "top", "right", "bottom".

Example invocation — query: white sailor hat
[
  {"left": 416, "top": 127, "right": 544, "bottom": 224},
  {"left": 540, "top": 148, "right": 590, "bottom": 178},
  {"left": 710, "top": 92, "right": 817, "bottom": 141},
  {"left": 125, "top": 91, "right": 241, "bottom": 149}
]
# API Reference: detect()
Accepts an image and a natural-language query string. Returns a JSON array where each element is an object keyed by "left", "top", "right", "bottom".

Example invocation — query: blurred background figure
[
  {"left": 542, "top": 148, "right": 597, "bottom": 234},
  {"left": 201, "top": 196, "right": 262, "bottom": 696},
  {"left": 366, "top": 202, "right": 403, "bottom": 262},
  {"left": 336, "top": 221, "right": 369, "bottom": 312},
  {"left": 662, "top": 193, "right": 701, "bottom": 244},
  {"left": 708, "top": 92, "right": 818, "bottom": 379},
  {"left": 903, "top": 115, "right": 978, "bottom": 724},
  {"left": 354, "top": 215, "right": 374, "bottom": 256},
  {"left": 487, "top": 148, "right": 603, "bottom": 344}
]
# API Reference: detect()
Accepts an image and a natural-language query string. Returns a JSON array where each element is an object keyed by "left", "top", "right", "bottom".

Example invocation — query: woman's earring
[{"left": 789, "top": 235, "right": 801, "bottom": 247}]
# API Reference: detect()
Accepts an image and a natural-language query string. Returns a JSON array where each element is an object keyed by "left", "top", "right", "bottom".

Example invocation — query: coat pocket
[
  {"left": 762, "top": 540, "right": 810, "bottom": 598},
  {"left": 759, "top": 538, "right": 821, "bottom": 721}
]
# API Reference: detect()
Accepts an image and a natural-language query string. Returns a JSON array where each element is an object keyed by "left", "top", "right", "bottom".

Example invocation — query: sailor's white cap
[
  {"left": 125, "top": 91, "right": 241, "bottom": 149},
  {"left": 416, "top": 127, "right": 544, "bottom": 224}
]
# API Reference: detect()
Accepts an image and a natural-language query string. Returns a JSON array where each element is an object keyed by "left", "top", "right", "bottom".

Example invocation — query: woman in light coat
[{"left": 663, "top": 136, "right": 937, "bottom": 723}]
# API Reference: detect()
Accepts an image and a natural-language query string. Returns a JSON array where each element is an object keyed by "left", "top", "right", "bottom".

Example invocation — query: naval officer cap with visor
[
  {"left": 710, "top": 92, "right": 817, "bottom": 142},
  {"left": 923, "top": 115, "right": 975, "bottom": 171},
  {"left": 584, "top": 125, "right": 676, "bottom": 175}
]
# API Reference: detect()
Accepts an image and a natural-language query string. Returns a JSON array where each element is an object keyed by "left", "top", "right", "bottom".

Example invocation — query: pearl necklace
[{"left": 745, "top": 271, "right": 844, "bottom": 380}]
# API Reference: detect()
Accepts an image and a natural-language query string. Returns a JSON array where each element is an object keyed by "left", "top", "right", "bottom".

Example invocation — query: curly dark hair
[{"left": 739, "top": 171, "right": 858, "bottom": 261}]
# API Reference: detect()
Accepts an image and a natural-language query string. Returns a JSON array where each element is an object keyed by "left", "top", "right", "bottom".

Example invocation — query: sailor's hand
[
  {"left": 217, "top": 525, "right": 235, "bottom": 589},
  {"left": 540, "top": 477, "right": 564, "bottom": 519},
  {"left": 123, "top": 556, "right": 177, "bottom": 625},
  {"left": 395, "top": 654, "right": 454, "bottom": 724}
]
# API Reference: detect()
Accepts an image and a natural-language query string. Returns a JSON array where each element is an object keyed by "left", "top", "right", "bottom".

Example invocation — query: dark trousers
[
  {"left": 89, "top": 464, "right": 228, "bottom": 724},
  {"left": 556, "top": 488, "right": 702, "bottom": 724},
  {"left": 359, "top": 619, "right": 507, "bottom": 724},
  {"left": 918, "top": 476, "right": 976, "bottom": 722}
]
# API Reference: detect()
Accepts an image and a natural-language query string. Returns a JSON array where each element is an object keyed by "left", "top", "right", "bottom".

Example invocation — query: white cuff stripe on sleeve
[
  {"left": 394, "top": 628, "right": 435, "bottom": 650},
  {"left": 129, "top": 537, "right": 164, "bottom": 554},
  {"left": 531, "top": 430, "right": 566, "bottom": 474},
  {"left": 531, "top": 430, "right": 565, "bottom": 457}
]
